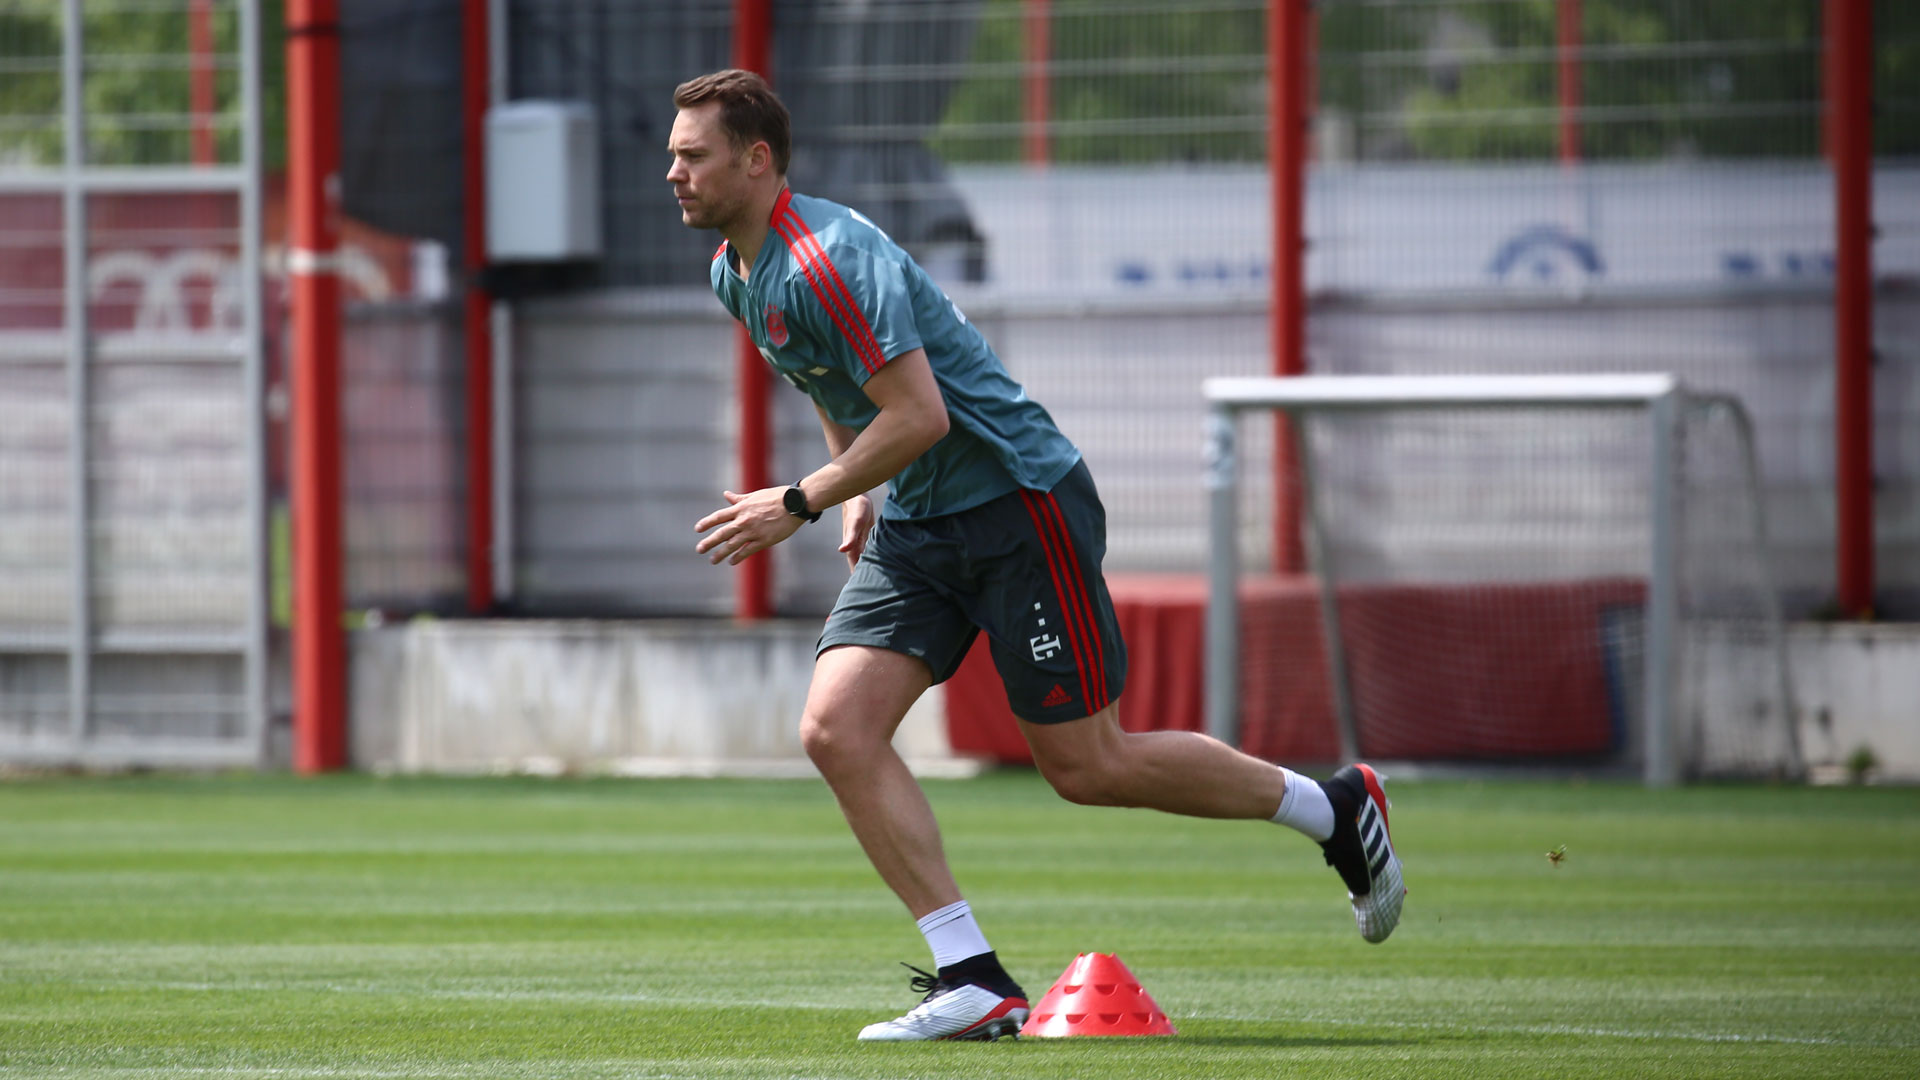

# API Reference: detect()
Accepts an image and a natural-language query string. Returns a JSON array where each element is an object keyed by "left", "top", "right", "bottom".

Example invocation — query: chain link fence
[{"left": 0, "top": 0, "right": 267, "bottom": 763}]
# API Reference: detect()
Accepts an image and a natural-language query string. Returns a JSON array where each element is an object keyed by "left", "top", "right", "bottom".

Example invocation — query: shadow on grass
[{"left": 1164, "top": 1035, "right": 1422, "bottom": 1048}]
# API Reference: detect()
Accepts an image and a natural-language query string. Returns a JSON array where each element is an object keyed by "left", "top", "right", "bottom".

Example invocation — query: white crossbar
[
  {"left": 1205, "top": 373, "right": 1680, "bottom": 410},
  {"left": 1204, "top": 371, "right": 1694, "bottom": 787}
]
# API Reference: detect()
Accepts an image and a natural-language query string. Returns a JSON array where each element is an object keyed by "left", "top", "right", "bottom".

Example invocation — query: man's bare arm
[
  {"left": 816, "top": 403, "right": 859, "bottom": 460},
  {"left": 795, "top": 347, "right": 948, "bottom": 511},
  {"left": 694, "top": 348, "right": 948, "bottom": 566},
  {"left": 814, "top": 403, "right": 875, "bottom": 569}
]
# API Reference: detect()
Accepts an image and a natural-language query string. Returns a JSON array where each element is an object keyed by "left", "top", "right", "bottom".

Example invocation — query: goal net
[{"left": 1203, "top": 375, "right": 1799, "bottom": 785}]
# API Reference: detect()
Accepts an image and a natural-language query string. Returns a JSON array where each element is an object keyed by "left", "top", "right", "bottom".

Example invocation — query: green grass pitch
[{"left": 3, "top": 771, "right": 1917, "bottom": 1079}]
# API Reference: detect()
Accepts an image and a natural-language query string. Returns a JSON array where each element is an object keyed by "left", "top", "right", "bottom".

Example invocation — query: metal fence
[
  {"left": 1, "top": 1, "right": 1909, "bottom": 765},
  {"left": 461, "top": 0, "right": 1915, "bottom": 618},
  {"left": 0, "top": 0, "right": 267, "bottom": 764},
  {"left": 1306, "top": 0, "right": 1918, "bottom": 615}
]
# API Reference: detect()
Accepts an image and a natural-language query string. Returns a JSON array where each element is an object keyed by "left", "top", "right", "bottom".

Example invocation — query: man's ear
[{"left": 748, "top": 140, "right": 773, "bottom": 178}]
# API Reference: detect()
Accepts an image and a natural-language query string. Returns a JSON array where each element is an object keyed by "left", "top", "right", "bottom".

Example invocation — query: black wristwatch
[{"left": 783, "top": 484, "right": 821, "bottom": 523}]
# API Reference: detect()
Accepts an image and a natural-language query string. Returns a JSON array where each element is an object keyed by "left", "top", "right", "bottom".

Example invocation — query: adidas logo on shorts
[{"left": 1040, "top": 684, "right": 1072, "bottom": 708}]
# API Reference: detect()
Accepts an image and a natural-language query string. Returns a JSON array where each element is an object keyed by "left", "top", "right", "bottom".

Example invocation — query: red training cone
[{"left": 1018, "top": 952, "right": 1177, "bottom": 1037}]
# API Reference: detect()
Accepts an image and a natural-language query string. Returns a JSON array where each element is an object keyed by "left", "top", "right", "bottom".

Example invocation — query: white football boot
[
  {"left": 1319, "top": 763, "right": 1406, "bottom": 943},
  {"left": 857, "top": 964, "right": 1029, "bottom": 1042}
]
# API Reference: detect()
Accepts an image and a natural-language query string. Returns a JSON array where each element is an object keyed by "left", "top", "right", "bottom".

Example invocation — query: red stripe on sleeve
[
  {"left": 781, "top": 216, "right": 886, "bottom": 374},
  {"left": 791, "top": 225, "right": 888, "bottom": 370},
  {"left": 770, "top": 214, "right": 884, "bottom": 375},
  {"left": 773, "top": 208, "right": 888, "bottom": 375}
]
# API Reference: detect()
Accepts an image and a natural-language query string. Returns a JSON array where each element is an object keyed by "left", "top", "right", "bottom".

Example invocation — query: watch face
[{"left": 784, "top": 486, "right": 807, "bottom": 516}]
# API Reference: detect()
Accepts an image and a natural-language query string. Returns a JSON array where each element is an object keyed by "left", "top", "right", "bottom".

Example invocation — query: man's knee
[
  {"left": 1035, "top": 751, "right": 1131, "bottom": 807},
  {"left": 799, "top": 709, "right": 886, "bottom": 772},
  {"left": 798, "top": 710, "right": 841, "bottom": 766}
]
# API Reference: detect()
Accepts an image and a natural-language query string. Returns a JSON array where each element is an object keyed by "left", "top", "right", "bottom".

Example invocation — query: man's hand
[
  {"left": 694, "top": 487, "right": 804, "bottom": 565},
  {"left": 838, "top": 494, "right": 875, "bottom": 571}
]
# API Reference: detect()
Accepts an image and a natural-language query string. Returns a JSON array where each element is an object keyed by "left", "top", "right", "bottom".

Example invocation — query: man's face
[{"left": 667, "top": 103, "right": 752, "bottom": 232}]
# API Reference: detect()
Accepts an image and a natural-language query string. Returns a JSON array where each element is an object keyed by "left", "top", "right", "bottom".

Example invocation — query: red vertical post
[
  {"left": 734, "top": 0, "right": 774, "bottom": 619},
  {"left": 1269, "top": 0, "right": 1308, "bottom": 573},
  {"left": 189, "top": 0, "right": 217, "bottom": 165},
  {"left": 1557, "top": 0, "right": 1583, "bottom": 165},
  {"left": 287, "top": 0, "right": 346, "bottom": 772},
  {"left": 1829, "top": 0, "right": 1874, "bottom": 616},
  {"left": 462, "top": 0, "right": 495, "bottom": 612},
  {"left": 1024, "top": 0, "right": 1051, "bottom": 167}
]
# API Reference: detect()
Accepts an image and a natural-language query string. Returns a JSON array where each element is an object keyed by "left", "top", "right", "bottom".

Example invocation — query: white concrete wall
[
  {"left": 1787, "top": 623, "right": 1920, "bottom": 783},
  {"left": 347, "top": 619, "right": 1920, "bottom": 783},
  {"left": 347, "top": 620, "right": 965, "bottom": 777}
]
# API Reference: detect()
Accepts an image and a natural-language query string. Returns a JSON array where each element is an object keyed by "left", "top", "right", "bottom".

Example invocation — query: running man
[{"left": 669, "top": 69, "right": 1404, "bottom": 1042}]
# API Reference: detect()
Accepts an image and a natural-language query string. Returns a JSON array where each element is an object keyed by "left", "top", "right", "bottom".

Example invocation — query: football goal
[{"left": 1203, "top": 374, "right": 1799, "bottom": 786}]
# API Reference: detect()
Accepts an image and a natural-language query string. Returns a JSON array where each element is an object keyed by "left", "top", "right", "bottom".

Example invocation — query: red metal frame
[
  {"left": 1557, "top": 0, "right": 1583, "bottom": 165},
  {"left": 734, "top": 0, "right": 775, "bottom": 619},
  {"left": 462, "top": 0, "right": 495, "bottom": 613},
  {"left": 288, "top": 0, "right": 346, "bottom": 772},
  {"left": 1024, "top": 0, "right": 1051, "bottom": 167},
  {"left": 1269, "top": 0, "right": 1308, "bottom": 573},
  {"left": 189, "top": 0, "right": 217, "bottom": 165},
  {"left": 1828, "top": 0, "right": 1874, "bottom": 616}
]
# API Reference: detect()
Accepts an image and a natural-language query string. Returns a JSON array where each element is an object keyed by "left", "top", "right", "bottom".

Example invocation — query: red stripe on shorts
[
  {"left": 1036, "top": 491, "right": 1107, "bottom": 711},
  {"left": 1020, "top": 489, "right": 1097, "bottom": 713}
]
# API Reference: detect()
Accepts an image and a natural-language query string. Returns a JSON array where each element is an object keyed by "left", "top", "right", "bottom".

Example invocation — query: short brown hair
[{"left": 673, "top": 69, "right": 792, "bottom": 175}]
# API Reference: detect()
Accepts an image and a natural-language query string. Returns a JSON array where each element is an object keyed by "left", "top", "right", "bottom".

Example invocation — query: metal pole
[
  {"left": 1828, "top": 0, "right": 1874, "bottom": 618},
  {"left": 239, "top": 0, "right": 270, "bottom": 764},
  {"left": 61, "top": 0, "right": 91, "bottom": 751},
  {"left": 190, "top": 0, "right": 219, "bottom": 165},
  {"left": 1024, "top": 0, "right": 1051, "bottom": 168},
  {"left": 1204, "top": 408, "right": 1240, "bottom": 747},
  {"left": 1268, "top": 0, "right": 1308, "bottom": 573},
  {"left": 732, "top": 0, "right": 774, "bottom": 620},
  {"left": 287, "top": 0, "right": 347, "bottom": 772},
  {"left": 1296, "top": 414, "right": 1361, "bottom": 763},
  {"left": 1557, "top": 0, "right": 1582, "bottom": 166},
  {"left": 461, "top": 0, "right": 495, "bottom": 613},
  {"left": 1696, "top": 395, "right": 1803, "bottom": 780},
  {"left": 1644, "top": 388, "right": 1681, "bottom": 787},
  {"left": 489, "top": 0, "right": 514, "bottom": 606}
]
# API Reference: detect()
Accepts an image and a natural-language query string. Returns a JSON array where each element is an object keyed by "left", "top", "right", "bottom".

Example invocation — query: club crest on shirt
[{"left": 763, "top": 302, "right": 789, "bottom": 347}]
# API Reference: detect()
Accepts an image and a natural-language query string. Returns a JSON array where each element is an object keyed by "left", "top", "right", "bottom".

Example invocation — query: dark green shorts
[{"left": 818, "top": 460, "right": 1127, "bottom": 723}]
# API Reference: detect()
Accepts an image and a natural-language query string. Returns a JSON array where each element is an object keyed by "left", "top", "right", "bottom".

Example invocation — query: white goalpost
[{"left": 1203, "top": 374, "right": 1800, "bottom": 787}]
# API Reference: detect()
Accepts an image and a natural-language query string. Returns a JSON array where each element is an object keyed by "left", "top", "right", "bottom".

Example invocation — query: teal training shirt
[{"left": 710, "top": 188, "right": 1081, "bottom": 520}]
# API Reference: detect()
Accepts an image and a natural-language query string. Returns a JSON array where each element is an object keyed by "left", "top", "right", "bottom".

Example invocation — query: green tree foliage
[
  {"left": 933, "top": 0, "right": 1919, "bottom": 166},
  {"left": 933, "top": 0, "right": 1269, "bottom": 165},
  {"left": 1358, "top": 0, "right": 1831, "bottom": 161},
  {"left": 1320, "top": 0, "right": 1918, "bottom": 161},
  {"left": 0, "top": 0, "right": 284, "bottom": 169},
  {"left": 0, "top": 2, "right": 65, "bottom": 166}
]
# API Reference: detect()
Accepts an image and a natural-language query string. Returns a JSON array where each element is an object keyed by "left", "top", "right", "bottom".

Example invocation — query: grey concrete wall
[
  {"left": 345, "top": 618, "right": 1919, "bottom": 782},
  {"left": 504, "top": 289, "right": 1278, "bottom": 619},
  {"left": 347, "top": 619, "right": 961, "bottom": 777},
  {"left": 504, "top": 286, "right": 1918, "bottom": 618},
  {"left": 0, "top": 336, "right": 251, "bottom": 640},
  {"left": 510, "top": 291, "right": 856, "bottom": 617}
]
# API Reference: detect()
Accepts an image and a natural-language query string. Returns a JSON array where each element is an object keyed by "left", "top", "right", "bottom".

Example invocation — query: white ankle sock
[
  {"left": 1269, "top": 767, "right": 1336, "bottom": 842},
  {"left": 916, "top": 900, "right": 992, "bottom": 970}
]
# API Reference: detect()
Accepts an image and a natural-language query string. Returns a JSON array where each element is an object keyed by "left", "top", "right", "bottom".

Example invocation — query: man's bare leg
[
  {"left": 805, "top": 645, "right": 1031, "bottom": 1042},
  {"left": 800, "top": 644, "right": 958, "bottom": 919},
  {"left": 1018, "top": 699, "right": 1288, "bottom": 817},
  {"left": 1021, "top": 699, "right": 1405, "bottom": 943}
]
